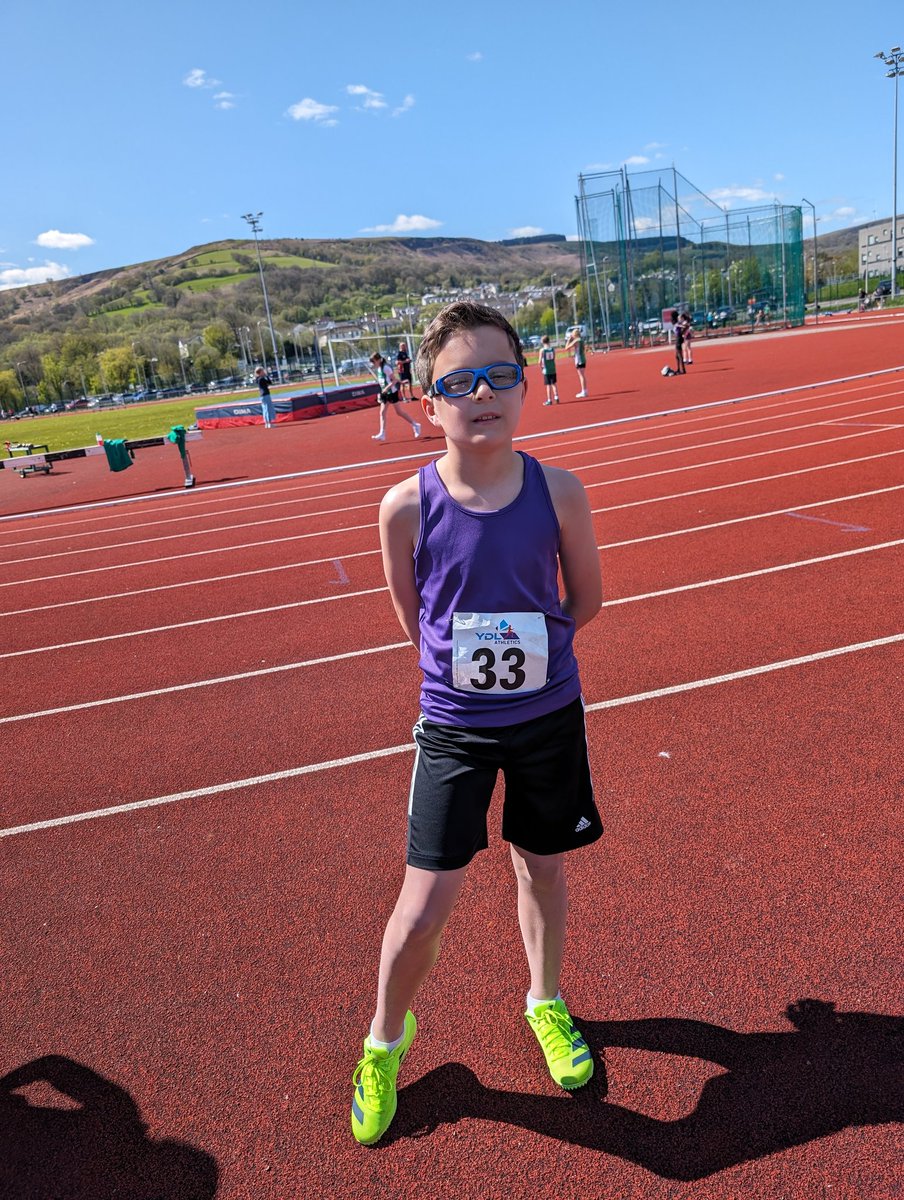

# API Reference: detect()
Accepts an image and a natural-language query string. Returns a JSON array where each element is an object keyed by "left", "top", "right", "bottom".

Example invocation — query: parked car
[{"left": 874, "top": 280, "right": 892, "bottom": 297}]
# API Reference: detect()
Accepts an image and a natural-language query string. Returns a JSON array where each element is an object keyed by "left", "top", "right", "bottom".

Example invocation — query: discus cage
[{"left": 575, "top": 167, "right": 805, "bottom": 348}]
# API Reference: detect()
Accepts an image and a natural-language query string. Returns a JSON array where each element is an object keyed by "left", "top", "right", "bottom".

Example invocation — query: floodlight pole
[
  {"left": 801, "top": 198, "right": 818, "bottom": 324},
  {"left": 242, "top": 212, "right": 283, "bottom": 381},
  {"left": 875, "top": 48, "right": 904, "bottom": 297}
]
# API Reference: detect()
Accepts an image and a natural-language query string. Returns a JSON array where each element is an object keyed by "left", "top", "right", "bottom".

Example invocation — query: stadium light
[
  {"left": 875, "top": 47, "right": 904, "bottom": 298},
  {"left": 241, "top": 212, "right": 283, "bottom": 382}
]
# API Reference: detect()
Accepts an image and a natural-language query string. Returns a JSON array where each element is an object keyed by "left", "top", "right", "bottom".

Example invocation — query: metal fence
[{"left": 575, "top": 167, "right": 805, "bottom": 347}]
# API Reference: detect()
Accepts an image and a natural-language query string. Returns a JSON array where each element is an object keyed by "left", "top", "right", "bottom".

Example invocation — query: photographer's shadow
[
  {"left": 0, "top": 1055, "right": 218, "bottom": 1199},
  {"left": 391, "top": 998, "right": 903, "bottom": 1180}
]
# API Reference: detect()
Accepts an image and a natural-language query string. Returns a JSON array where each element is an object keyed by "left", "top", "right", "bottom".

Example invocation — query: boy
[
  {"left": 564, "top": 327, "right": 588, "bottom": 398},
  {"left": 350, "top": 301, "right": 603, "bottom": 1146},
  {"left": 538, "top": 335, "right": 559, "bottom": 405}
]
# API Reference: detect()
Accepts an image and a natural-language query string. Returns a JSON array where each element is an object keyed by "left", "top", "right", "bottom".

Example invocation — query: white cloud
[
  {"left": 774, "top": 172, "right": 785, "bottom": 181},
  {"left": 347, "top": 83, "right": 386, "bottom": 110},
  {"left": 35, "top": 229, "right": 94, "bottom": 250},
  {"left": 362, "top": 214, "right": 443, "bottom": 234},
  {"left": 634, "top": 216, "right": 658, "bottom": 232},
  {"left": 183, "top": 68, "right": 220, "bottom": 89},
  {"left": 0, "top": 262, "right": 72, "bottom": 290},
  {"left": 214, "top": 91, "right": 235, "bottom": 110},
  {"left": 467, "top": 51, "right": 483, "bottom": 62},
  {"left": 508, "top": 225, "right": 543, "bottom": 238},
  {"left": 393, "top": 94, "right": 415, "bottom": 117},
  {"left": 624, "top": 155, "right": 650, "bottom": 166},
  {"left": 644, "top": 142, "right": 667, "bottom": 151},
  {"left": 709, "top": 185, "right": 772, "bottom": 207},
  {"left": 287, "top": 97, "right": 339, "bottom": 124}
]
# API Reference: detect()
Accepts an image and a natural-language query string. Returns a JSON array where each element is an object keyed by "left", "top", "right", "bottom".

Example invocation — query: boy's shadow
[
  {"left": 0, "top": 1055, "right": 218, "bottom": 1199},
  {"left": 390, "top": 998, "right": 903, "bottom": 1180}
]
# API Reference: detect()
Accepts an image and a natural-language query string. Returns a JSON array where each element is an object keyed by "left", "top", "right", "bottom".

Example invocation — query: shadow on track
[
  {"left": 390, "top": 998, "right": 903, "bottom": 1179},
  {"left": 0, "top": 1055, "right": 218, "bottom": 1199}
]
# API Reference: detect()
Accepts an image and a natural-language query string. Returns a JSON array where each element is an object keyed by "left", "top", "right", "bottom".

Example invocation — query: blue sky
[{"left": 1, "top": 0, "right": 901, "bottom": 289}]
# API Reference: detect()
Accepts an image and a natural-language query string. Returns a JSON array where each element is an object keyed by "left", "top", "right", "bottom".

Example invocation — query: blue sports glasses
[{"left": 429, "top": 362, "right": 524, "bottom": 398}]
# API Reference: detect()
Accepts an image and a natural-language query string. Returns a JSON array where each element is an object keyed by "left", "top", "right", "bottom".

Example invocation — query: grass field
[{"left": 4, "top": 400, "right": 204, "bottom": 452}]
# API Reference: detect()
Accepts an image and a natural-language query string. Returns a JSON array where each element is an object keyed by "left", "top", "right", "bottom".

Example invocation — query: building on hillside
[{"left": 859, "top": 217, "right": 904, "bottom": 286}]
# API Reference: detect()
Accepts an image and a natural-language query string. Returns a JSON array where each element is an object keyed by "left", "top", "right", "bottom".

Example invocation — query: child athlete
[
  {"left": 538, "top": 334, "right": 560, "bottom": 404},
  {"left": 350, "top": 301, "right": 603, "bottom": 1146}
]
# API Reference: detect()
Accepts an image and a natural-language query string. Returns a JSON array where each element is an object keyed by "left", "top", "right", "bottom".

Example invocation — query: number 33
[{"left": 469, "top": 647, "right": 526, "bottom": 690}]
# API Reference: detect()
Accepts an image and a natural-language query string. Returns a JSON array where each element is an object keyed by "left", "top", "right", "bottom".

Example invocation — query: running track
[{"left": 1, "top": 315, "right": 901, "bottom": 1199}]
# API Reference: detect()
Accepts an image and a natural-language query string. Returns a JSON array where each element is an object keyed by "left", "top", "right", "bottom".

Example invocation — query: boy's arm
[
  {"left": 378, "top": 476, "right": 421, "bottom": 647},
  {"left": 544, "top": 466, "right": 602, "bottom": 630}
]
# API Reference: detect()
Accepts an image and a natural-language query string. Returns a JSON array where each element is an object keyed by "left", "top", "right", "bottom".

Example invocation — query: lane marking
[
  {"left": 333, "top": 559, "right": 350, "bottom": 585},
  {"left": 594, "top": 447, "right": 904, "bottom": 514},
  {"left": 785, "top": 512, "right": 870, "bottom": 532},
  {"left": 603, "top": 484, "right": 901, "bottom": 548},
  {"left": 3, "top": 362, "right": 902, "bottom": 525},
  {"left": 3, "top": 445, "right": 903, "bottom": 600},
  {"left": 3, "top": 631, "right": 901, "bottom": 839},
  {"left": 0, "top": 549, "right": 381, "bottom": 619},
  {"left": 5, "top": 399, "right": 903, "bottom": 568},
  {"left": 4, "top": 454, "right": 902, "bottom": 618},
  {"left": 5, "top": 388, "right": 900, "bottom": 552},
  {"left": 6, "top": 490, "right": 903, "bottom": 657},
  {"left": 0, "top": 520, "right": 378, "bottom": 590},
  {"left": 0, "top": 641, "right": 410, "bottom": 723},
  {"left": 3, "top": 539, "right": 902, "bottom": 707}
]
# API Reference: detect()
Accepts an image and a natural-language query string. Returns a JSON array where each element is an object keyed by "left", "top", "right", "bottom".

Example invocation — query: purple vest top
[{"left": 414, "top": 452, "right": 581, "bottom": 726}]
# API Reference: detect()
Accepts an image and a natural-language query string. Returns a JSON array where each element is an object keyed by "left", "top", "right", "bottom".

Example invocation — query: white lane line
[
  {"left": 583, "top": 632, "right": 904, "bottom": 713},
  {"left": 0, "top": 550, "right": 381, "bottom": 618},
  {"left": 548, "top": 393, "right": 904, "bottom": 469},
  {"left": 0, "top": 480, "right": 389, "bottom": 550},
  {"left": 0, "top": 641, "right": 410, "bottom": 724},
  {"left": 0, "top": 497, "right": 380, "bottom": 568},
  {"left": 4, "top": 363, "right": 903, "bottom": 526},
  {"left": 0, "top": 520, "right": 378, "bottom": 590},
  {"left": 0, "top": 585, "right": 388, "bottom": 659},
  {"left": 6, "top": 490, "right": 904, "bottom": 659},
  {"left": 594, "top": 447, "right": 904, "bottom": 514},
  {"left": 4, "top": 449, "right": 901, "bottom": 617},
  {"left": 3, "top": 631, "right": 902, "bottom": 840},
  {"left": 4, "top": 539, "right": 902, "bottom": 715},
  {"left": 6, "top": 388, "right": 899, "bottom": 552},
  {"left": 603, "top": 484, "right": 904, "bottom": 547},
  {"left": 6, "top": 399, "right": 903, "bottom": 569}
]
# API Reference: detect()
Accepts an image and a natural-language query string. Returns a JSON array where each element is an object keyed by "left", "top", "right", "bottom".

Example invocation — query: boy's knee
[
  {"left": 391, "top": 898, "right": 451, "bottom": 946},
  {"left": 511, "top": 848, "right": 565, "bottom": 890}
]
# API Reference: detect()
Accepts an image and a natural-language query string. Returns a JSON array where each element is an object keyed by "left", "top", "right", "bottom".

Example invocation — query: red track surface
[{"left": 1, "top": 314, "right": 902, "bottom": 1199}]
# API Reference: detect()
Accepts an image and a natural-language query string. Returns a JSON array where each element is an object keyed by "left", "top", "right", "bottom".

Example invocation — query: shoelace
[
  {"left": 353, "top": 1049, "right": 393, "bottom": 1102},
  {"left": 534, "top": 1006, "right": 579, "bottom": 1056}
]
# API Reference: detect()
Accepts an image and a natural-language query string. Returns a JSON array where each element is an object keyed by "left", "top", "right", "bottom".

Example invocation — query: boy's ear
[{"left": 421, "top": 392, "right": 439, "bottom": 424}]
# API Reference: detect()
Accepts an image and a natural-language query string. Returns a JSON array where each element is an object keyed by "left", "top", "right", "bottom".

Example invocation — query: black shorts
[
  {"left": 407, "top": 697, "right": 602, "bottom": 871},
  {"left": 397, "top": 364, "right": 412, "bottom": 382},
  {"left": 380, "top": 387, "right": 401, "bottom": 404},
  {"left": 543, "top": 373, "right": 557, "bottom": 386}
]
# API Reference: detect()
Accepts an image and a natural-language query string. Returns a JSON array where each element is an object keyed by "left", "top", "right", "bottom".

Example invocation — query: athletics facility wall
[{"left": 194, "top": 383, "right": 380, "bottom": 428}]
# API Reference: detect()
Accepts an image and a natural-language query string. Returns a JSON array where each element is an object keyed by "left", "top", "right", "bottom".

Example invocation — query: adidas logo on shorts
[{"left": 574, "top": 816, "right": 591, "bottom": 833}]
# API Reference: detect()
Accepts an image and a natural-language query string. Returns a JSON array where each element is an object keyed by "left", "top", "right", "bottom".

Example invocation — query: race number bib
[{"left": 451, "top": 612, "right": 548, "bottom": 695}]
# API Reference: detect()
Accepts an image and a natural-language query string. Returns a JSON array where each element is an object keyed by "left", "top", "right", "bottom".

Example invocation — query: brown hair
[{"left": 415, "top": 301, "right": 525, "bottom": 392}]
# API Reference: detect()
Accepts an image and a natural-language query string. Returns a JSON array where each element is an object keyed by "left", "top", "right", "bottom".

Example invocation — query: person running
[
  {"left": 564, "top": 327, "right": 588, "bottom": 397},
  {"left": 350, "top": 301, "right": 603, "bottom": 1146},
  {"left": 370, "top": 353, "right": 421, "bottom": 443},
  {"left": 538, "top": 335, "right": 559, "bottom": 405},
  {"left": 396, "top": 342, "right": 415, "bottom": 401},
  {"left": 255, "top": 367, "right": 275, "bottom": 428}
]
